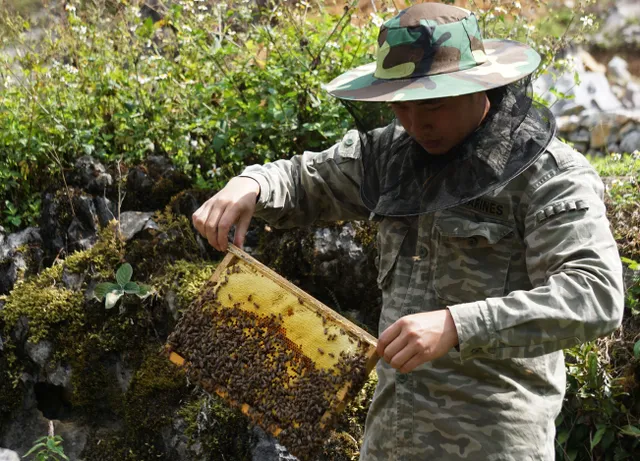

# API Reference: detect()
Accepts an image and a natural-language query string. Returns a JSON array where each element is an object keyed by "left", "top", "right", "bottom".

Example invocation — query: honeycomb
[{"left": 166, "top": 245, "right": 378, "bottom": 459}]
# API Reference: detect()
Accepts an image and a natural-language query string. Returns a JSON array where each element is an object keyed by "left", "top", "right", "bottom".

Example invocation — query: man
[{"left": 192, "top": 3, "right": 624, "bottom": 460}]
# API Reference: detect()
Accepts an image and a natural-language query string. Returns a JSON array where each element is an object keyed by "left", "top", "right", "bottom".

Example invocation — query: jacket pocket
[
  {"left": 376, "top": 218, "right": 410, "bottom": 289},
  {"left": 434, "top": 215, "right": 514, "bottom": 304}
]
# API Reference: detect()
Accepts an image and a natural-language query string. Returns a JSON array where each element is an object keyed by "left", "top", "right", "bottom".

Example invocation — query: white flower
[
  {"left": 191, "top": 139, "right": 198, "bottom": 148},
  {"left": 494, "top": 6, "right": 506, "bottom": 14},
  {"left": 197, "top": 14, "right": 205, "bottom": 22},
  {"left": 65, "top": 4, "right": 76, "bottom": 13},
  {"left": 580, "top": 16, "right": 594, "bottom": 27},
  {"left": 370, "top": 13, "right": 384, "bottom": 27},
  {"left": 154, "top": 74, "right": 168, "bottom": 81},
  {"left": 513, "top": 1, "right": 522, "bottom": 9},
  {"left": 611, "top": 152, "right": 622, "bottom": 161},
  {"left": 198, "top": 5, "right": 208, "bottom": 11},
  {"left": 326, "top": 41, "right": 339, "bottom": 49},
  {"left": 632, "top": 150, "right": 640, "bottom": 160},
  {"left": 207, "top": 165, "right": 222, "bottom": 177},
  {"left": 523, "top": 24, "right": 535, "bottom": 32},
  {"left": 63, "top": 64, "right": 78, "bottom": 74},
  {"left": 137, "top": 75, "right": 151, "bottom": 84}
]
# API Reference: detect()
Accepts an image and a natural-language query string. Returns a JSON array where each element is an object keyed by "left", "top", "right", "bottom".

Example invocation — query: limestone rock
[
  {"left": 0, "top": 448, "right": 19, "bottom": 461},
  {"left": 118, "top": 211, "right": 156, "bottom": 241},
  {"left": 620, "top": 130, "right": 640, "bottom": 154},
  {"left": 70, "top": 156, "right": 113, "bottom": 194}
]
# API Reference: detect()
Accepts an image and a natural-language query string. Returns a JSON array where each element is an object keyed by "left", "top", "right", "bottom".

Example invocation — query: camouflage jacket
[{"left": 240, "top": 131, "right": 624, "bottom": 461}]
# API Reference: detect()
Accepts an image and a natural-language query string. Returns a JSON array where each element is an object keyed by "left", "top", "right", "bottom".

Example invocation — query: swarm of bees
[{"left": 167, "top": 273, "right": 371, "bottom": 460}]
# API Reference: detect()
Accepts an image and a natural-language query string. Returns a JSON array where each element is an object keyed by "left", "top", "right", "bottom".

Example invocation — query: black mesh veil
[{"left": 341, "top": 76, "right": 556, "bottom": 217}]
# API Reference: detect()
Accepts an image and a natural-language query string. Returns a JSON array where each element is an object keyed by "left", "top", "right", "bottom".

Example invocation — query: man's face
[{"left": 389, "top": 92, "right": 490, "bottom": 155}]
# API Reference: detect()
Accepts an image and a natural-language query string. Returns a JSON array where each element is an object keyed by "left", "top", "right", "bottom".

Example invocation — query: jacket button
[
  {"left": 397, "top": 373, "right": 408, "bottom": 384},
  {"left": 344, "top": 138, "right": 354, "bottom": 146},
  {"left": 419, "top": 246, "right": 428, "bottom": 258}
]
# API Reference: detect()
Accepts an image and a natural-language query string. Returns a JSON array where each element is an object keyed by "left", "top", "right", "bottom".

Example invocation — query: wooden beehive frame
[{"left": 168, "top": 244, "right": 379, "bottom": 437}]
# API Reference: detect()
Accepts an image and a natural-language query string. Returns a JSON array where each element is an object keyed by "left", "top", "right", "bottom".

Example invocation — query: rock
[
  {"left": 25, "top": 340, "right": 53, "bottom": 368},
  {"left": 94, "top": 196, "right": 117, "bottom": 227},
  {"left": 67, "top": 217, "right": 98, "bottom": 252},
  {"left": 0, "top": 227, "right": 43, "bottom": 295},
  {"left": 590, "top": 123, "right": 611, "bottom": 149},
  {"left": 118, "top": 211, "right": 156, "bottom": 241},
  {"left": 568, "top": 128, "right": 590, "bottom": 144},
  {"left": 61, "top": 268, "right": 85, "bottom": 291},
  {"left": 607, "top": 56, "right": 632, "bottom": 85},
  {"left": 573, "top": 72, "right": 622, "bottom": 114},
  {"left": 579, "top": 49, "right": 605, "bottom": 73},
  {"left": 556, "top": 115, "right": 581, "bottom": 133},
  {"left": 70, "top": 156, "right": 113, "bottom": 194},
  {"left": 0, "top": 227, "right": 42, "bottom": 261},
  {"left": 620, "top": 130, "right": 640, "bottom": 154},
  {"left": 124, "top": 157, "right": 192, "bottom": 212},
  {"left": 251, "top": 426, "right": 297, "bottom": 461},
  {"left": 624, "top": 82, "right": 640, "bottom": 109},
  {"left": 47, "top": 364, "right": 72, "bottom": 389},
  {"left": 0, "top": 448, "right": 20, "bottom": 461}
]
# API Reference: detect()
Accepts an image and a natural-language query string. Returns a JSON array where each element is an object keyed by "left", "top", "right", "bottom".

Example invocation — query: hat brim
[{"left": 323, "top": 39, "right": 540, "bottom": 102}]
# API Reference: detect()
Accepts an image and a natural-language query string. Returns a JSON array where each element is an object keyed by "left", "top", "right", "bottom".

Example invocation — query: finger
[
  {"left": 382, "top": 334, "right": 408, "bottom": 364},
  {"left": 216, "top": 206, "right": 242, "bottom": 252},
  {"left": 204, "top": 202, "right": 225, "bottom": 251},
  {"left": 192, "top": 201, "right": 211, "bottom": 238},
  {"left": 233, "top": 212, "right": 252, "bottom": 248},
  {"left": 399, "top": 352, "right": 427, "bottom": 374},
  {"left": 377, "top": 319, "right": 403, "bottom": 357},
  {"left": 388, "top": 343, "right": 417, "bottom": 370}
]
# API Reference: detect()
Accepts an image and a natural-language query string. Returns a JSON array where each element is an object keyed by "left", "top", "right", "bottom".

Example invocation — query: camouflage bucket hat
[{"left": 324, "top": 3, "right": 541, "bottom": 102}]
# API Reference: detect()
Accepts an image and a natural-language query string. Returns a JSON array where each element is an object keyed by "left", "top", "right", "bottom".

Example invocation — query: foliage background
[{"left": 0, "top": 0, "right": 638, "bottom": 460}]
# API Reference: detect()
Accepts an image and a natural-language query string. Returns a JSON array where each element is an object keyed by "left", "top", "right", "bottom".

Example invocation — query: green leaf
[
  {"left": 123, "top": 281, "right": 140, "bottom": 294},
  {"left": 116, "top": 263, "right": 133, "bottom": 286},
  {"left": 46, "top": 437, "right": 57, "bottom": 450},
  {"left": 135, "top": 284, "right": 154, "bottom": 299},
  {"left": 634, "top": 340, "right": 640, "bottom": 360},
  {"left": 556, "top": 430, "right": 570, "bottom": 444},
  {"left": 23, "top": 443, "right": 46, "bottom": 456},
  {"left": 105, "top": 290, "right": 124, "bottom": 310},
  {"left": 586, "top": 351, "right": 598, "bottom": 387},
  {"left": 591, "top": 426, "right": 607, "bottom": 449},
  {"left": 94, "top": 282, "right": 121, "bottom": 301},
  {"left": 620, "top": 425, "right": 640, "bottom": 437}
]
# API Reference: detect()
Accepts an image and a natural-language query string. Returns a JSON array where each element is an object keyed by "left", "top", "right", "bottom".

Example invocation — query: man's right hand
[{"left": 192, "top": 176, "right": 261, "bottom": 252}]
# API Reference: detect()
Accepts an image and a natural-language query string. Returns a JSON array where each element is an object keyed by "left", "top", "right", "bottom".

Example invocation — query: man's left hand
[{"left": 377, "top": 309, "right": 459, "bottom": 373}]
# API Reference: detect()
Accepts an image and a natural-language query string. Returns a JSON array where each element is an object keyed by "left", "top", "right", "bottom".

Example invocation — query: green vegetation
[
  {"left": 0, "top": 0, "right": 638, "bottom": 459},
  {"left": 555, "top": 154, "right": 640, "bottom": 461},
  {"left": 24, "top": 431, "right": 69, "bottom": 461},
  {"left": 94, "top": 262, "right": 154, "bottom": 310}
]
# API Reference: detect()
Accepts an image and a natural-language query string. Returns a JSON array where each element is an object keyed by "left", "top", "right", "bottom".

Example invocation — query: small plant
[
  {"left": 93, "top": 263, "right": 153, "bottom": 310},
  {"left": 23, "top": 421, "right": 69, "bottom": 461}
]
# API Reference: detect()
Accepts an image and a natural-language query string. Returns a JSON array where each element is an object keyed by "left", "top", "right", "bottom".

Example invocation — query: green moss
[
  {"left": 352, "top": 221, "right": 378, "bottom": 249},
  {"left": 63, "top": 221, "right": 124, "bottom": 277},
  {"left": 0, "top": 276, "right": 84, "bottom": 344},
  {"left": 157, "top": 259, "right": 218, "bottom": 308},
  {"left": 178, "top": 394, "right": 253, "bottom": 460},
  {"left": 125, "top": 349, "right": 188, "bottom": 432}
]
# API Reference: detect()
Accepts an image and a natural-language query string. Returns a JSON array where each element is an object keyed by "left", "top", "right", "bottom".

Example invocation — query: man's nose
[{"left": 409, "top": 106, "right": 432, "bottom": 131}]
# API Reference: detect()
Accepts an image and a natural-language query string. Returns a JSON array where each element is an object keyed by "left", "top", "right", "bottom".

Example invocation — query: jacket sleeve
[
  {"left": 449, "top": 149, "right": 625, "bottom": 361},
  {"left": 238, "top": 130, "right": 369, "bottom": 228}
]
